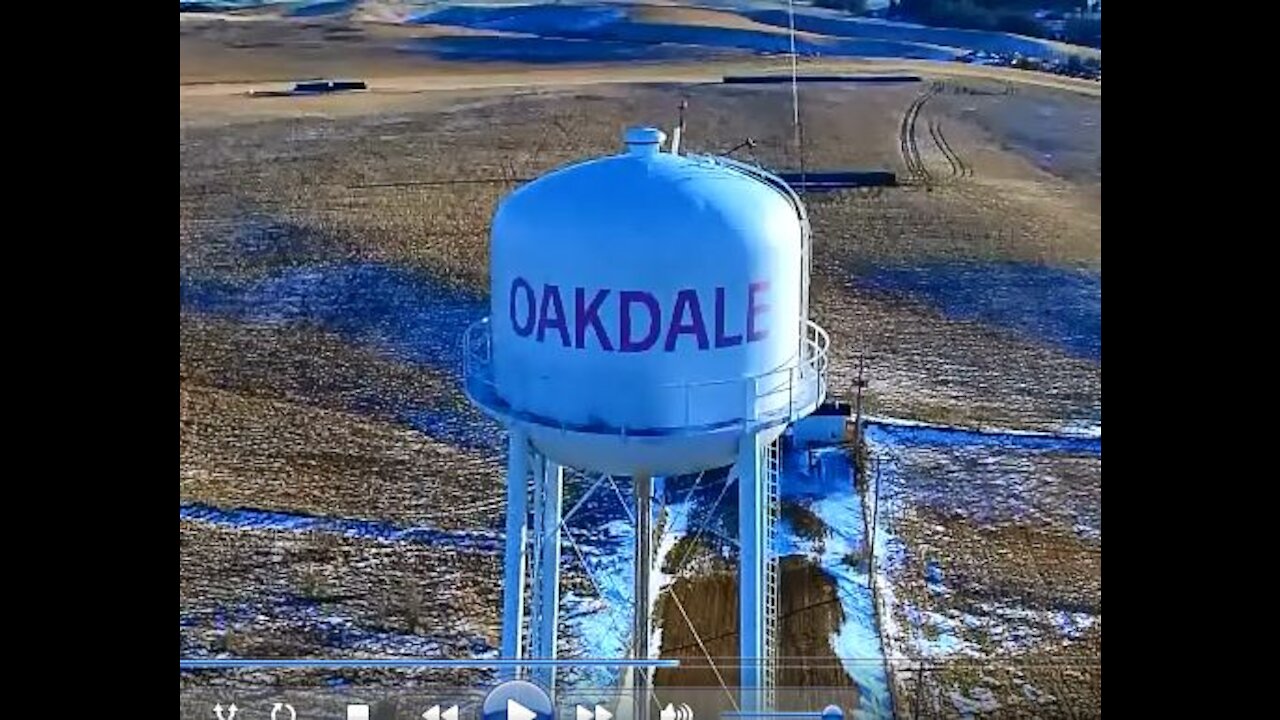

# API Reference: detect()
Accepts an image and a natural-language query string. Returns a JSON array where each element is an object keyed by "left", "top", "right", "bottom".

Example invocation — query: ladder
[{"left": 763, "top": 437, "right": 781, "bottom": 710}]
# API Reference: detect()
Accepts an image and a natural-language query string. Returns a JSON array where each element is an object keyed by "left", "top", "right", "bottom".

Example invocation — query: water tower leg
[
  {"left": 530, "top": 452, "right": 546, "bottom": 659},
  {"left": 533, "top": 457, "right": 564, "bottom": 691},
  {"left": 738, "top": 432, "right": 767, "bottom": 713},
  {"left": 634, "top": 472, "right": 653, "bottom": 720},
  {"left": 500, "top": 428, "right": 531, "bottom": 681}
]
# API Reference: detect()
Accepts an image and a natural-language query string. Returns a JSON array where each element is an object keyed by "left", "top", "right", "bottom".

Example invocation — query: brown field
[
  {"left": 855, "top": 432, "right": 1101, "bottom": 717},
  {"left": 180, "top": 10, "right": 1103, "bottom": 93},
  {"left": 182, "top": 78, "right": 1099, "bottom": 430},
  {"left": 649, "top": 558, "right": 860, "bottom": 718},
  {"left": 628, "top": 4, "right": 831, "bottom": 40}
]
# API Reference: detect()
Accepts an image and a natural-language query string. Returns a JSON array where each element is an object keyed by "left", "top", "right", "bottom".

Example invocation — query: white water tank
[{"left": 464, "top": 127, "right": 827, "bottom": 475}]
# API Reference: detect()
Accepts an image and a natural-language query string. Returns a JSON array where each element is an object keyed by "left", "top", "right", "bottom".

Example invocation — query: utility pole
[
  {"left": 853, "top": 353, "right": 867, "bottom": 449},
  {"left": 913, "top": 660, "right": 926, "bottom": 720}
]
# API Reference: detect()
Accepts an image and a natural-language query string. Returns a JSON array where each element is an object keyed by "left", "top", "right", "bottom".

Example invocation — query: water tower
[{"left": 463, "top": 127, "right": 829, "bottom": 716}]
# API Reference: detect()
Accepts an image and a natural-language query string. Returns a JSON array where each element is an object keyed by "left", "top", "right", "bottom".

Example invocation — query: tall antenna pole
[
  {"left": 786, "top": 0, "right": 807, "bottom": 190},
  {"left": 787, "top": 0, "right": 799, "bottom": 130}
]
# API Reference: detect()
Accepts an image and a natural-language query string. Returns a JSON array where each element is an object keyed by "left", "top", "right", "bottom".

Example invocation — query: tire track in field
[
  {"left": 902, "top": 82, "right": 975, "bottom": 184},
  {"left": 899, "top": 83, "right": 939, "bottom": 185},
  {"left": 928, "top": 118, "right": 971, "bottom": 178}
]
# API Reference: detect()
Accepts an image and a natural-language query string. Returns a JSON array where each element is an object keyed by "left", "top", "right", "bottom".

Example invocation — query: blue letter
[
  {"left": 510, "top": 277, "right": 536, "bottom": 337},
  {"left": 620, "top": 290, "right": 661, "bottom": 352},
  {"left": 747, "top": 281, "right": 770, "bottom": 342},
  {"left": 537, "top": 284, "right": 570, "bottom": 346},
  {"left": 575, "top": 288, "right": 613, "bottom": 351},
  {"left": 714, "top": 287, "right": 743, "bottom": 348},
  {"left": 665, "top": 289, "right": 709, "bottom": 351}
]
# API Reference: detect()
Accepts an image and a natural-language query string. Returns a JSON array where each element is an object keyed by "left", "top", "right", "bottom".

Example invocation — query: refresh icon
[{"left": 271, "top": 703, "right": 297, "bottom": 720}]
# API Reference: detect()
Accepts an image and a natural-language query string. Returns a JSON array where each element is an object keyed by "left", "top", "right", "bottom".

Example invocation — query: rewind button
[{"left": 423, "top": 705, "right": 460, "bottom": 720}]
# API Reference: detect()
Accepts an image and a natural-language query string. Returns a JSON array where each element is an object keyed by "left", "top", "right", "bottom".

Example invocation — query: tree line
[{"left": 809, "top": 0, "right": 1101, "bottom": 49}]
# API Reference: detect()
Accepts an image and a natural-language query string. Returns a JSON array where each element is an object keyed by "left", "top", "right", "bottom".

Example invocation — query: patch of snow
[
  {"left": 949, "top": 686, "right": 1000, "bottom": 715},
  {"left": 863, "top": 418, "right": 1101, "bottom": 456},
  {"left": 1052, "top": 610, "right": 1097, "bottom": 640},
  {"left": 780, "top": 444, "right": 893, "bottom": 719},
  {"left": 1073, "top": 521, "right": 1101, "bottom": 541},
  {"left": 179, "top": 503, "right": 505, "bottom": 553}
]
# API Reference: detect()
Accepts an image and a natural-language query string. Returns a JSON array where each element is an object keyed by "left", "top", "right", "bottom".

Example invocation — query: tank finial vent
[{"left": 624, "top": 126, "right": 667, "bottom": 156}]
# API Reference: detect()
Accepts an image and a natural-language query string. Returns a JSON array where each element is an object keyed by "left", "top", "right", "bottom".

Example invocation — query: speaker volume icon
[{"left": 660, "top": 704, "right": 693, "bottom": 720}]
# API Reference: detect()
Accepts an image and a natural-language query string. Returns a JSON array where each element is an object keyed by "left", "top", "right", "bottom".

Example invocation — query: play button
[
  {"left": 483, "top": 680, "right": 554, "bottom": 720},
  {"left": 508, "top": 700, "right": 537, "bottom": 720}
]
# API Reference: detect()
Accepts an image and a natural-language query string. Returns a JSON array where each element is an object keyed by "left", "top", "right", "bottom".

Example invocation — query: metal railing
[{"left": 462, "top": 317, "right": 830, "bottom": 437}]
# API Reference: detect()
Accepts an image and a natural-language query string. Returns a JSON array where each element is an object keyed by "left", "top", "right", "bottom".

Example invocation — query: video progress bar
[
  {"left": 721, "top": 707, "right": 829, "bottom": 712},
  {"left": 181, "top": 659, "right": 681, "bottom": 670}
]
